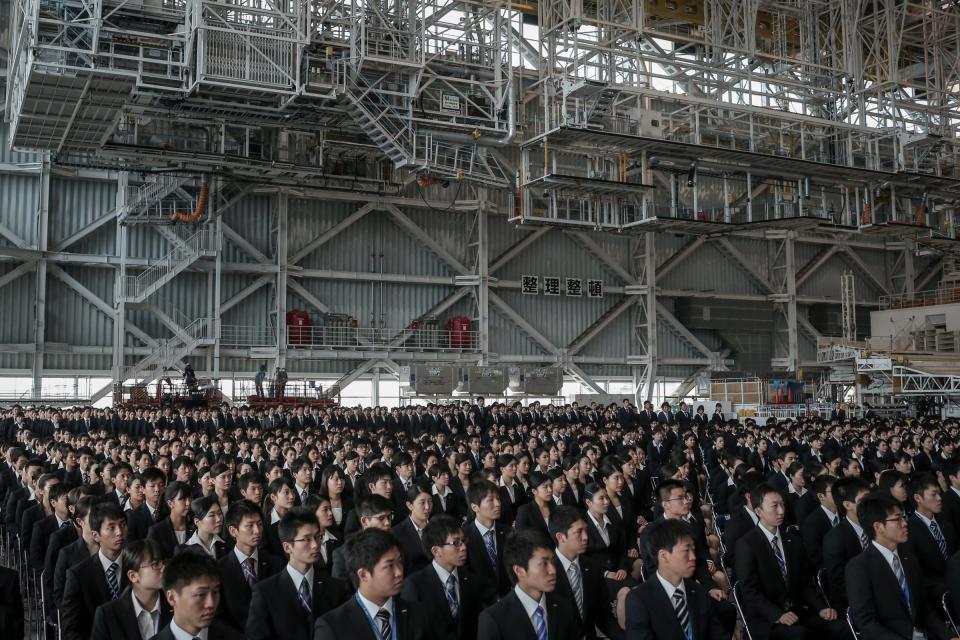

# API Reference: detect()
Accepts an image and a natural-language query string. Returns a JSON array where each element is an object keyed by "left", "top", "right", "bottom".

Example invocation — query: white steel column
[
  {"left": 477, "top": 193, "right": 490, "bottom": 363},
  {"left": 113, "top": 172, "right": 129, "bottom": 385},
  {"left": 32, "top": 156, "right": 51, "bottom": 396},
  {"left": 213, "top": 204, "right": 223, "bottom": 381},
  {"left": 276, "top": 192, "right": 289, "bottom": 369}
]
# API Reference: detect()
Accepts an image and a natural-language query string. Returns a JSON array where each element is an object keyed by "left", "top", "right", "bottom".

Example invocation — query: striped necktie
[
  {"left": 376, "top": 608, "right": 392, "bottom": 640},
  {"left": 105, "top": 562, "right": 120, "bottom": 599},
  {"left": 533, "top": 605, "right": 548, "bottom": 640},
  {"left": 445, "top": 574, "right": 459, "bottom": 618},
  {"left": 673, "top": 588, "right": 692, "bottom": 640},
  {"left": 930, "top": 520, "right": 949, "bottom": 560},
  {"left": 771, "top": 535, "right": 787, "bottom": 578},
  {"left": 297, "top": 578, "right": 311, "bottom": 614},
  {"left": 892, "top": 554, "right": 911, "bottom": 613}
]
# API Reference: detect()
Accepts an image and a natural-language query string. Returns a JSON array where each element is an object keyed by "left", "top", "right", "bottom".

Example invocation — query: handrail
[
  {"left": 879, "top": 285, "right": 960, "bottom": 310},
  {"left": 124, "top": 228, "right": 215, "bottom": 300}
]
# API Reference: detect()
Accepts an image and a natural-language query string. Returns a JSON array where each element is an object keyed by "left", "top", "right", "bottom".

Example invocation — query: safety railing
[
  {"left": 124, "top": 317, "right": 215, "bottom": 383},
  {"left": 879, "top": 286, "right": 960, "bottom": 310},
  {"left": 219, "top": 324, "right": 276, "bottom": 348},
  {"left": 286, "top": 325, "right": 479, "bottom": 351},
  {"left": 123, "top": 227, "right": 216, "bottom": 300}
]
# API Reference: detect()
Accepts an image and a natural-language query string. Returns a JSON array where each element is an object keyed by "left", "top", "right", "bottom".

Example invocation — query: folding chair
[
  {"left": 732, "top": 581, "right": 754, "bottom": 640},
  {"left": 815, "top": 567, "right": 831, "bottom": 609},
  {"left": 944, "top": 592, "right": 960, "bottom": 638},
  {"left": 846, "top": 608, "right": 861, "bottom": 639}
]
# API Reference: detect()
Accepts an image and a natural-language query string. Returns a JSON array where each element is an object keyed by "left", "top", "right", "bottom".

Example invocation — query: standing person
[
  {"left": 463, "top": 480, "right": 511, "bottom": 600},
  {"left": 476, "top": 529, "right": 577, "bottom": 640},
  {"left": 151, "top": 552, "right": 243, "bottom": 640},
  {"left": 846, "top": 493, "right": 954, "bottom": 640},
  {"left": 624, "top": 519, "right": 725, "bottom": 639},
  {"left": 247, "top": 507, "right": 351, "bottom": 640},
  {"left": 401, "top": 515, "right": 482, "bottom": 640},
  {"left": 90, "top": 540, "right": 172, "bottom": 640},
  {"left": 313, "top": 528, "right": 429, "bottom": 640},
  {"left": 255, "top": 364, "right": 267, "bottom": 399}
]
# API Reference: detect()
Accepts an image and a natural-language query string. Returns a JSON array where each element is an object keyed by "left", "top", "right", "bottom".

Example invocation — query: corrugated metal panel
[
  {"left": 296, "top": 280, "right": 456, "bottom": 328},
  {"left": 489, "top": 303, "right": 550, "bottom": 357},
  {"left": 48, "top": 178, "right": 117, "bottom": 251},
  {"left": 46, "top": 269, "right": 114, "bottom": 346},
  {"left": 0, "top": 174, "right": 40, "bottom": 247},
  {"left": 495, "top": 231, "right": 622, "bottom": 287},
  {"left": 659, "top": 242, "right": 766, "bottom": 295},
  {"left": 0, "top": 263, "right": 37, "bottom": 343},
  {"left": 0, "top": 124, "right": 43, "bottom": 164},
  {"left": 578, "top": 308, "right": 635, "bottom": 358},
  {"left": 493, "top": 289, "right": 616, "bottom": 355},
  {"left": 224, "top": 194, "right": 275, "bottom": 262}
]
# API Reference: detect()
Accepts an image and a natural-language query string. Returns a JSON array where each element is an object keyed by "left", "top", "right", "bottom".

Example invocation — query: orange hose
[
  {"left": 861, "top": 201, "right": 871, "bottom": 225},
  {"left": 170, "top": 183, "right": 209, "bottom": 223}
]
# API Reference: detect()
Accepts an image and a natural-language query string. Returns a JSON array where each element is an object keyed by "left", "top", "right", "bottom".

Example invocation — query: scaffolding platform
[{"left": 527, "top": 173, "right": 655, "bottom": 197}]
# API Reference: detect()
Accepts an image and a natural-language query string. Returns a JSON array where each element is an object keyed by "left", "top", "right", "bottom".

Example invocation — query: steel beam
[
  {"left": 288, "top": 279, "right": 331, "bottom": 315},
  {"left": 221, "top": 276, "right": 272, "bottom": 314},
  {"left": 384, "top": 204, "right": 469, "bottom": 275},
  {"left": 489, "top": 227, "right": 550, "bottom": 273},
  {"left": 289, "top": 202, "right": 376, "bottom": 264},
  {"left": 222, "top": 221, "right": 270, "bottom": 264},
  {"left": 840, "top": 246, "right": 890, "bottom": 296},
  {"left": 568, "top": 231, "right": 635, "bottom": 284},
  {"left": 488, "top": 291, "right": 561, "bottom": 356},
  {"left": 52, "top": 209, "right": 119, "bottom": 251}
]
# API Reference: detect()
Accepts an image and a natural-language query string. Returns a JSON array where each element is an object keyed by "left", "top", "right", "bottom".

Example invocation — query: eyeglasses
[
  {"left": 370, "top": 512, "right": 394, "bottom": 523},
  {"left": 884, "top": 513, "right": 908, "bottom": 524},
  {"left": 440, "top": 539, "right": 467, "bottom": 548},
  {"left": 139, "top": 560, "right": 165, "bottom": 571},
  {"left": 292, "top": 533, "right": 325, "bottom": 545},
  {"left": 664, "top": 495, "right": 693, "bottom": 503}
]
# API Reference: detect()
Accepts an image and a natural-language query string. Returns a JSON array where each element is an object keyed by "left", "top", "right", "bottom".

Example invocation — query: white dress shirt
[
  {"left": 433, "top": 560, "right": 459, "bottom": 604},
  {"left": 656, "top": 570, "right": 685, "bottom": 602},
  {"left": 185, "top": 532, "right": 223, "bottom": 558},
  {"left": 168, "top": 619, "right": 208, "bottom": 640},
  {"left": 588, "top": 511, "right": 611, "bottom": 546},
  {"left": 514, "top": 584, "right": 548, "bottom": 636},
  {"left": 131, "top": 591, "right": 161, "bottom": 640},
  {"left": 286, "top": 563, "right": 314, "bottom": 599}
]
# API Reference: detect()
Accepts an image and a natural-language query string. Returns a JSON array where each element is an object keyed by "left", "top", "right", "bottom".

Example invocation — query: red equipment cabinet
[
  {"left": 286, "top": 310, "right": 312, "bottom": 345},
  {"left": 447, "top": 316, "right": 472, "bottom": 348}
]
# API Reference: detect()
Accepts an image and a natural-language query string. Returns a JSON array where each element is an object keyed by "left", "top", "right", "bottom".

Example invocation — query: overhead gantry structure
[{"left": 4, "top": 0, "right": 960, "bottom": 403}]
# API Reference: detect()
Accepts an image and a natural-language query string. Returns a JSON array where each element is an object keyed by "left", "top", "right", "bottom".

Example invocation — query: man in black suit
[
  {"left": 625, "top": 518, "right": 725, "bottom": 639},
  {"left": 30, "top": 482, "right": 72, "bottom": 569},
  {"left": 799, "top": 474, "right": 839, "bottom": 572},
  {"left": 91, "top": 539, "right": 172, "bottom": 640},
  {"left": 401, "top": 515, "right": 482, "bottom": 640},
  {"left": 463, "top": 480, "right": 511, "bottom": 600},
  {"left": 151, "top": 552, "right": 244, "bottom": 640},
  {"left": 0, "top": 565, "right": 23, "bottom": 640},
  {"left": 51, "top": 495, "right": 97, "bottom": 609},
  {"left": 62, "top": 500, "right": 128, "bottom": 640},
  {"left": 846, "top": 493, "right": 954, "bottom": 640},
  {"left": 248, "top": 507, "right": 351, "bottom": 640},
  {"left": 127, "top": 468, "right": 167, "bottom": 541},
  {"left": 821, "top": 477, "right": 869, "bottom": 613},
  {"left": 314, "top": 527, "right": 429, "bottom": 640},
  {"left": 720, "top": 473, "right": 763, "bottom": 574},
  {"left": 903, "top": 473, "right": 958, "bottom": 599},
  {"left": 216, "top": 500, "right": 284, "bottom": 633},
  {"left": 476, "top": 529, "right": 577, "bottom": 640},
  {"left": 547, "top": 506, "right": 623, "bottom": 640},
  {"left": 941, "top": 459, "right": 960, "bottom": 536},
  {"left": 734, "top": 483, "right": 846, "bottom": 640}
]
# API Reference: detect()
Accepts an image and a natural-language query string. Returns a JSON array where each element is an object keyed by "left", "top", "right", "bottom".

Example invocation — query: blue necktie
[
  {"left": 930, "top": 520, "right": 949, "bottom": 560},
  {"left": 297, "top": 578, "right": 311, "bottom": 615},
  {"left": 445, "top": 574, "right": 459, "bottom": 618},
  {"left": 533, "top": 605, "right": 548, "bottom": 640},
  {"left": 483, "top": 529, "right": 497, "bottom": 568},
  {"left": 771, "top": 535, "right": 787, "bottom": 578},
  {"left": 892, "top": 554, "right": 911, "bottom": 614},
  {"left": 105, "top": 562, "right": 119, "bottom": 599},
  {"left": 673, "top": 588, "right": 692, "bottom": 640}
]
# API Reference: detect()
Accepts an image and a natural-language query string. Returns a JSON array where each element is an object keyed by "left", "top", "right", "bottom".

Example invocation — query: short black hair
[
  {"left": 90, "top": 499, "right": 126, "bottom": 532},
  {"left": 811, "top": 474, "right": 836, "bottom": 498},
  {"left": 466, "top": 480, "right": 498, "bottom": 507},
  {"left": 162, "top": 550, "right": 221, "bottom": 592},
  {"left": 645, "top": 518, "right": 696, "bottom": 560},
  {"left": 190, "top": 494, "right": 219, "bottom": 520},
  {"left": 749, "top": 482, "right": 782, "bottom": 512},
  {"left": 502, "top": 529, "right": 552, "bottom": 585},
  {"left": 344, "top": 528, "right": 401, "bottom": 588},
  {"left": 164, "top": 481, "right": 192, "bottom": 503},
  {"left": 857, "top": 492, "right": 902, "bottom": 541},
  {"left": 357, "top": 494, "right": 394, "bottom": 518},
  {"left": 278, "top": 506, "right": 318, "bottom": 543},
  {"left": 48, "top": 482, "right": 71, "bottom": 503},
  {"left": 657, "top": 478, "right": 687, "bottom": 504},
  {"left": 908, "top": 473, "right": 939, "bottom": 500},
  {"left": 832, "top": 476, "right": 870, "bottom": 516},
  {"left": 365, "top": 463, "right": 393, "bottom": 486},
  {"left": 421, "top": 515, "right": 462, "bottom": 557},
  {"left": 140, "top": 467, "right": 165, "bottom": 485},
  {"left": 547, "top": 505, "right": 585, "bottom": 539},
  {"left": 226, "top": 499, "right": 263, "bottom": 531}
]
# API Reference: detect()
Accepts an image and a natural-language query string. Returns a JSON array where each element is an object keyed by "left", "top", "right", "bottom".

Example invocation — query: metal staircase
[
  {"left": 586, "top": 87, "right": 621, "bottom": 127},
  {"left": 121, "top": 174, "right": 196, "bottom": 223},
  {"left": 124, "top": 316, "right": 216, "bottom": 385},
  {"left": 121, "top": 226, "right": 217, "bottom": 302}
]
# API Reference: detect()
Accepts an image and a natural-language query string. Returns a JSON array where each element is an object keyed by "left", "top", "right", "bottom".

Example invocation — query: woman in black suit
[
  {"left": 177, "top": 494, "right": 227, "bottom": 559},
  {"left": 318, "top": 465, "right": 352, "bottom": 539},
  {"left": 561, "top": 456, "right": 584, "bottom": 507},
  {"left": 582, "top": 482, "right": 638, "bottom": 598},
  {"left": 514, "top": 471, "right": 555, "bottom": 541},
  {"left": 599, "top": 457, "right": 639, "bottom": 549},
  {"left": 147, "top": 481, "right": 193, "bottom": 558}
]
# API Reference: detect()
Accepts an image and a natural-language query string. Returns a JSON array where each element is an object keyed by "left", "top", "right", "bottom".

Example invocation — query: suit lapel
[
  {"left": 117, "top": 590, "right": 142, "bottom": 640},
  {"left": 686, "top": 581, "right": 701, "bottom": 640},
  {"left": 507, "top": 593, "right": 539, "bottom": 640},
  {"left": 870, "top": 546, "right": 911, "bottom": 616},
  {"left": 347, "top": 599, "right": 380, "bottom": 640},
  {"left": 547, "top": 594, "right": 561, "bottom": 640},
  {"left": 425, "top": 567, "right": 454, "bottom": 624}
]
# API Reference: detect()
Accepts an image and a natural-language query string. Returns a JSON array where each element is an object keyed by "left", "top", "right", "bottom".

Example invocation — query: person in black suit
[
  {"left": 314, "top": 527, "right": 429, "bottom": 640},
  {"left": 30, "top": 482, "right": 72, "bottom": 569},
  {"left": 392, "top": 484, "right": 433, "bottom": 577},
  {"left": 515, "top": 471, "right": 555, "bottom": 541},
  {"left": 475, "top": 529, "right": 578, "bottom": 640},
  {"left": 127, "top": 468, "right": 168, "bottom": 542},
  {"left": 62, "top": 500, "right": 128, "bottom": 640},
  {"left": 463, "top": 480, "right": 511, "bottom": 601},
  {"left": 178, "top": 495, "right": 228, "bottom": 559},
  {"left": 547, "top": 506, "right": 623, "bottom": 640},
  {"left": 904, "top": 473, "right": 958, "bottom": 600},
  {"left": 734, "top": 483, "right": 846, "bottom": 640},
  {"left": 151, "top": 551, "right": 244, "bottom": 640},
  {"left": 91, "top": 539, "right": 172, "bottom": 640},
  {"left": 496, "top": 455, "right": 526, "bottom": 527},
  {"left": 247, "top": 507, "right": 351, "bottom": 640},
  {"left": 430, "top": 463, "right": 467, "bottom": 522},
  {"left": 0, "top": 566, "right": 23, "bottom": 640},
  {"left": 216, "top": 500, "right": 284, "bottom": 633},
  {"left": 625, "top": 518, "right": 725, "bottom": 639},
  {"left": 52, "top": 495, "right": 98, "bottom": 609},
  {"left": 846, "top": 493, "right": 954, "bottom": 640},
  {"left": 821, "top": 477, "right": 870, "bottom": 613},
  {"left": 147, "top": 481, "right": 192, "bottom": 559},
  {"left": 799, "top": 474, "right": 839, "bottom": 572},
  {"left": 646, "top": 429, "right": 668, "bottom": 476},
  {"left": 941, "top": 459, "right": 960, "bottom": 537},
  {"left": 401, "top": 515, "right": 482, "bottom": 640}
]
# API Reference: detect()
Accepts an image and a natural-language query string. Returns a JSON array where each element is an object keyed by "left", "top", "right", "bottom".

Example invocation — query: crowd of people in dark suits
[{"left": 0, "top": 396, "right": 958, "bottom": 640}]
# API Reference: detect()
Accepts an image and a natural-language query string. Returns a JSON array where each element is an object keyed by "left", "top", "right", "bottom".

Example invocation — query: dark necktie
[
  {"left": 771, "top": 535, "right": 787, "bottom": 578},
  {"left": 241, "top": 557, "right": 257, "bottom": 588},
  {"left": 376, "top": 608, "right": 391, "bottom": 640},
  {"left": 930, "top": 520, "right": 949, "bottom": 559},
  {"left": 297, "top": 578, "right": 311, "bottom": 614},
  {"left": 673, "top": 588, "right": 692, "bottom": 640},
  {"left": 106, "top": 562, "right": 120, "bottom": 599}
]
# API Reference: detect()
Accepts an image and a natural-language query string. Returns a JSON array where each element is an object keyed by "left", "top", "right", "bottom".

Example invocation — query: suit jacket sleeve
[
  {"left": 623, "top": 589, "right": 656, "bottom": 640},
  {"left": 90, "top": 604, "right": 113, "bottom": 640},
  {"left": 844, "top": 559, "right": 904, "bottom": 640},
  {"left": 476, "top": 608, "right": 504, "bottom": 640},
  {"left": 60, "top": 568, "right": 88, "bottom": 640},
  {"left": 0, "top": 570, "right": 23, "bottom": 640},
  {"left": 313, "top": 616, "right": 336, "bottom": 640},
  {"left": 245, "top": 583, "right": 273, "bottom": 640}
]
